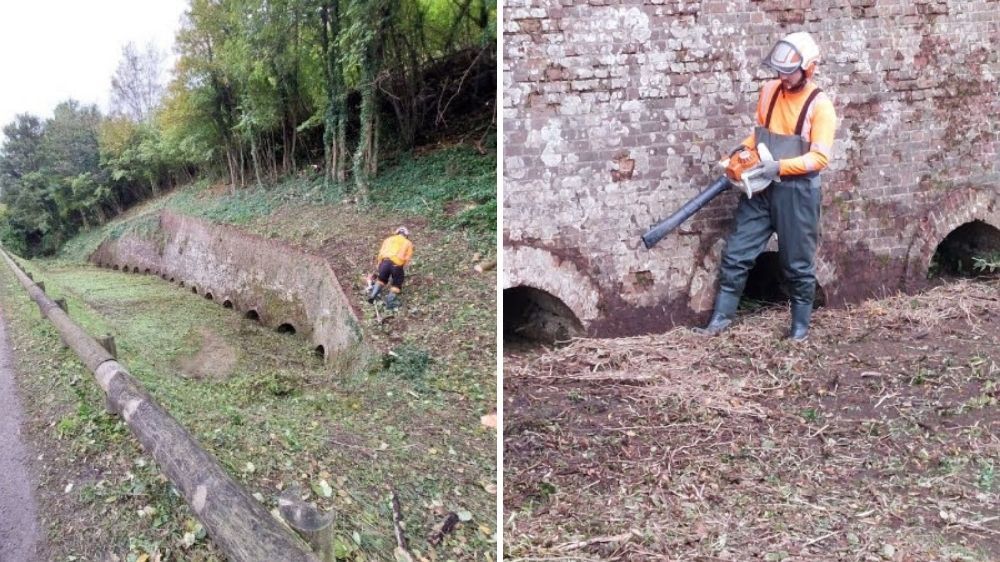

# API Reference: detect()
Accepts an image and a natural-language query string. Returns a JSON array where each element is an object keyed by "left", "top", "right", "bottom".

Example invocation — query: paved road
[{"left": 0, "top": 307, "right": 40, "bottom": 561}]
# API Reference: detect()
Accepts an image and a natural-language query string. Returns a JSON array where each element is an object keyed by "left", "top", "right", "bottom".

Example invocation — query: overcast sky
[{"left": 0, "top": 0, "right": 189, "bottom": 136}]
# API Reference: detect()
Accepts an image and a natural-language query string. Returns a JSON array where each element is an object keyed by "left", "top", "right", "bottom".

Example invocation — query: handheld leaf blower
[{"left": 641, "top": 143, "right": 776, "bottom": 249}]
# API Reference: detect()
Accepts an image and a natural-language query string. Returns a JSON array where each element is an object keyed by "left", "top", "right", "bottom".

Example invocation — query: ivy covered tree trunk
[
  {"left": 320, "top": 0, "right": 349, "bottom": 184},
  {"left": 250, "top": 133, "right": 264, "bottom": 188},
  {"left": 351, "top": 0, "right": 388, "bottom": 199},
  {"left": 353, "top": 83, "right": 375, "bottom": 200}
]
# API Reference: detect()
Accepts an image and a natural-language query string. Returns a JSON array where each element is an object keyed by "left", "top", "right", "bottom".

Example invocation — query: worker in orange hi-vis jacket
[
  {"left": 695, "top": 31, "right": 837, "bottom": 342},
  {"left": 367, "top": 227, "right": 414, "bottom": 309}
]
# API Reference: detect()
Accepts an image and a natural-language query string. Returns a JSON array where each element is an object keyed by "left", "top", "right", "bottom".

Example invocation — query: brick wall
[
  {"left": 503, "top": 0, "right": 1000, "bottom": 336},
  {"left": 90, "top": 210, "right": 362, "bottom": 362}
]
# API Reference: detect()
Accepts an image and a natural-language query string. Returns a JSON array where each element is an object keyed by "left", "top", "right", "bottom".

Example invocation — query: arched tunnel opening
[
  {"left": 245, "top": 310, "right": 260, "bottom": 321},
  {"left": 743, "top": 251, "right": 826, "bottom": 310},
  {"left": 503, "top": 286, "right": 584, "bottom": 344},
  {"left": 204, "top": 292, "right": 214, "bottom": 301},
  {"left": 930, "top": 220, "right": 1000, "bottom": 278},
  {"left": 222, "top": 299, "right": 233, "bottom": 309},
  {"left": 276, "top": 323, "right": 296, "bottom": 335},
  {"left": 314, "top": 345, "right": 325, "bottom": 359}
]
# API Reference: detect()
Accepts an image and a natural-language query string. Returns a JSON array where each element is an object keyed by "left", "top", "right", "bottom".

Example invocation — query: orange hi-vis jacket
[
  {"left": 377, "top": 234, "right": 414, "bottom": 267},
  {"left": 741, "top": 79, "right": 837, "bottom": 177}
]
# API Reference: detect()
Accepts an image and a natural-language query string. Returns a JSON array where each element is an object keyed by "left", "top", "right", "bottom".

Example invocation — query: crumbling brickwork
[
  {"left": 503, "top": 0, "right": 1000, "bottom": 336},
  {"left": 90, "top": 210, "right": 361, "bottom": 361}
]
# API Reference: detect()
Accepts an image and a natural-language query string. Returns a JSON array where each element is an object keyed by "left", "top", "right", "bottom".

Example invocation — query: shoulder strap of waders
[
  {"left": 764, "top": 87, "right": 781, "bottom": 128},
  {"left": 764, "top": 86, "right": 824, "bottom": 135},
  {"left": 794, "top": 88, "right": 823, "bottom": 137}
]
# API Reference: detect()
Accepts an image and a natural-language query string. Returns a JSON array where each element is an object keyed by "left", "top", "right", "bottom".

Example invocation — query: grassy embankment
[{"left": 1, "top": 144, "right": 497, "bottom": 561}]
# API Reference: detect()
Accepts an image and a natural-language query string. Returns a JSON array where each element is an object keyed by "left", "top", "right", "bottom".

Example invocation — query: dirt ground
[
  {"left": 0, "top": 308, "right": 42, "bottom": 560},
  {"left": 504, "top": 278, "right": 999, "bottom": 561}
]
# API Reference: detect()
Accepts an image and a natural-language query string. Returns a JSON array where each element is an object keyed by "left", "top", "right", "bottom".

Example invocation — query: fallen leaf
[
  {"left": 311, "top": 479, "right": 333, "bottom": 498},
  {"left": 181, "top": 532, "right": 197, "bottom": 548},
  {"left": 480, "top": 413, "right": 497, "bottom": 429}
]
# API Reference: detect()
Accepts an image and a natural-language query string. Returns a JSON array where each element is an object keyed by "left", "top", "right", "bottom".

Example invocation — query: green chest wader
[{"left": 716, "top": 87, "right": 824, "bottom": 312}]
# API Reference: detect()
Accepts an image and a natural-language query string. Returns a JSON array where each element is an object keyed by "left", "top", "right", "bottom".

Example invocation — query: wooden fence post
[
  {"left": 279, "top": 487, "right": 335, "bottom": 562},
  {"left": 98, "top": 335, "right": 117, "bottom": 359}
]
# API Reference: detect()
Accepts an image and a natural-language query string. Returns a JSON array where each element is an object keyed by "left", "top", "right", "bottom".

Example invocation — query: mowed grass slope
[{"left": 4, "top": 144, "right": 497, "bottom": 561}]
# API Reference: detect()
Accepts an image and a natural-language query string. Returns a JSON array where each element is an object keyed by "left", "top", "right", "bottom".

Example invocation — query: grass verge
[{"left": 2, "top": 257, "right": 496, "bottom": 561}]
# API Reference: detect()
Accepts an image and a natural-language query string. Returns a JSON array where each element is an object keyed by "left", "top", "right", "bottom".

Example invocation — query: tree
[
  {"left": 0, "top": 114, "right": 45, "bottom": 195},
  {"left": 319, "top": 0, "right": 348, "bottom": 182},
  {"left": 110, "top": 42, "right": 166, "bottom": 122},
  {"left": 40, "top": 100, "right": 103, "bottom": 180},
  {"left": 173, "top": 0, "right": 244, "bottom": 188},
  {"left": 348, "top": 0, "right": 392, "bottom": 199}
]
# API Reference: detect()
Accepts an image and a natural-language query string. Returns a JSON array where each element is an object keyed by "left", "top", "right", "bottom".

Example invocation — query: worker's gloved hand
[{"left": 753, "top": 160, "right": 781, "bottom": 183}]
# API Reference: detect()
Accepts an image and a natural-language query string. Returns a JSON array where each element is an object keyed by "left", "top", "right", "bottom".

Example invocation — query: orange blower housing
[{"left": 725, "top": 148, "right": 761, "bottom": 183}]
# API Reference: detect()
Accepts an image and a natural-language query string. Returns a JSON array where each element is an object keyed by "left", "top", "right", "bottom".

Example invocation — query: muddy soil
[
  {"left": 504, "top": 279, "right": 1000, "bottom": 561},
  {"left": 178, "top": 328, "right": 239, "bottom": 379},
  {"left": 0, "top": 308, "right": 42, "bottom": 560}
]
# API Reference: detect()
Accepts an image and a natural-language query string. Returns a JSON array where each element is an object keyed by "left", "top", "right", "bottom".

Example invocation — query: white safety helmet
[
  {"left": 395, "top": 226, "right": 410, "bottom": 237},
  {"left": 763, "top": 32, "right": 820, "bottom": 78}
]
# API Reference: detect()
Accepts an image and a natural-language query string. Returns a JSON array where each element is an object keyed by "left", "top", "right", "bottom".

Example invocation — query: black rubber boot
[
  {"left": 367, "top": 282, "right": 382, "bottom": 304},
  {"left": 692, "top": 291, "right": 740, "bottom": 336},
  {"left": 787, "top": 302, "right": 812, "bottom": 341}
]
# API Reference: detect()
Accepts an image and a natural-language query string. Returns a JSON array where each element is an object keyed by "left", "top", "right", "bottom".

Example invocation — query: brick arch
[
  {"left": 504, "top": 245, "right": 601, "bottom": 326},
  {"left": 763, "top": 235, "right": 837, "bottom": 292},
  {"left": 906, "top": 188, "right": 1000, "bottom": 286}
]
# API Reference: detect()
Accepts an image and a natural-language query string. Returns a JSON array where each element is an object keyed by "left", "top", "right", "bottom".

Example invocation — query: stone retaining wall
[{"left": 91, "top": 210, "right": 361, "bottom": 361}]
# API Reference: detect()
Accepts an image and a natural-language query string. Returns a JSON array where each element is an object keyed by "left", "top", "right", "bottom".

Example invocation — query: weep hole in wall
[
  {"left": 930, "top": 220, "right": 1000, "bottom": 278},
  {"left": 744, "top": 251, "right": 827, "bottom": 309},
  {"left": 504, "top": 285, "right": 584, "bottom": 343}
]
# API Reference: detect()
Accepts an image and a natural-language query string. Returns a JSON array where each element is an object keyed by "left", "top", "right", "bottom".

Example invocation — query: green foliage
[
  {"left": 0, "top": 105, "right": 105, "bottom": 255},
  {"left": 370, "top": 146, "right": 495, "bottom": 234},
  {"left": 167, "top": 177, "right": 323, "bottom": 225},
  {"left": 972, "top": 252, "right": 1000, "bottom": 273},
  {"left": 239, "top": 369, "right": 302, "bottom": 398},
  {"left": 979, "top": 461, "right": 995, "bottom": 492},
  {"left": 0, "top": 0, "right": 496, "bottom": 256},
  {"left": 0, "top": 114, "right": 44, "bottom": 188},
  {"left": 162, "top": 144, "right": 496, "bottom": 247},
  {"left": 454, "top": 198, "right": 497, "bottom": 233},
  {"left": 382, "top": 344, "right": 431, "bottom": 381},
  {"left": 800, "top": 408, "right": 820, "bottom": 423}
]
